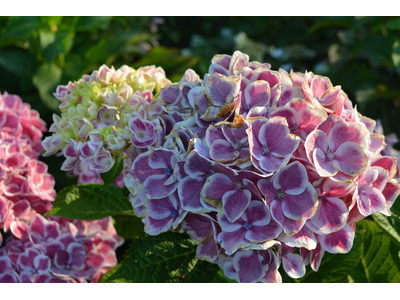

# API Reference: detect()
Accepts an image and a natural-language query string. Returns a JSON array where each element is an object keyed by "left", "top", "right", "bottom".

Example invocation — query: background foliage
[{"left": 1, "top": 16, "right": 400, "bottom": 283}]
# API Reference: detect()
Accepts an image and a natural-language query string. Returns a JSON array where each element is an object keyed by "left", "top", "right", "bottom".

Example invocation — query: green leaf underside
[
  {"left": 100, "top": 158, "right": 124, "bottom": 185},
  {"left": 300, "top": 220, "right": 400, "bottom": 283},
  {"left": 104, "top": 232, "right": 222, "bottom": 283},
  {"left": 44, "top": 184, "right": 132, "bottom": 220}
]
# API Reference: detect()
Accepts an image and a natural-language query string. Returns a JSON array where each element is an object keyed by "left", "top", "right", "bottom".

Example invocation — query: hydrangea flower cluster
[
  {"left": 123, "top": 51, "right": 400, "bottom": 283},
  {"left": 42, "top": 65, "right": 171, "bottom": 173},
  {"left": 0, "top": 92, "right": 123, "bottom": 283}
]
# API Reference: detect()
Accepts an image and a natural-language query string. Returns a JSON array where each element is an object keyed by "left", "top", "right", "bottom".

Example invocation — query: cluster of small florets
[
  {"left": 124, "top": 51, "right": 400, "bottom": 283},
  {"left": 0, "top": 93, "right": 123, "bottom": 283},
  {"left": 42, "top": 65, "right": 171, "bottom": 173}
]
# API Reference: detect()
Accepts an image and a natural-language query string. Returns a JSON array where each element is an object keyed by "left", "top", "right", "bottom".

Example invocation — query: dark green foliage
[
  {"left": 300, "top": 220, "right": 400, "bottom": 283},
  {"left": 45, "top": 184, "right": 132, "bottom": 220},
  {"left": 103, "top": 232, "right": 222, "bottom": 283}
]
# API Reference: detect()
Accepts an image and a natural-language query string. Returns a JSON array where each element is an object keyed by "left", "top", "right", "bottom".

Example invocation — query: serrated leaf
[
  {"left": 100, "top": 157, "right": 124, "bottom": 185},
  {"left": 300, "top": 220, "right": 400, "bottom": 283},
  {"left": 104, "top": 232, "right": 220, "bottom": 283},
  {"left": 32, "top": 62, "right": 61, "bottom": 111},
  {"left": 44, "top": 184, "right": 132, "bottom": 220}
]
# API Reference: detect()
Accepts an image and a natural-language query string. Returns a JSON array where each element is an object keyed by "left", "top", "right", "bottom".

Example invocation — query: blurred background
[{"left": 1, "top": 16, "right": 399, "bottom": 191}]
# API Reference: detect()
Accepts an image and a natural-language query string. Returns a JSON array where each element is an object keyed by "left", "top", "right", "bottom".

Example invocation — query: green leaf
[
  {"left": 383, "top": 17, "right": 400, "bottom": 30},
  {"left": 0, "top": 51, "right": 38, "bottom": 77},
  {"left": 44, "top": 184, "right": 132, "bottom": 220},
  {"left": 358, "top": 36, "right": 395, "bottom": 67},
  {"left": 104, "top": 232, "right": 220, "bottom": 283},
  {"left": 99, "top": 264, "right": 121, "bottom": 283},
  {"left": 76, "top": 16, "right": 113, "bottom": 32},
  {"left": 306, "top": 17, "right": 354, "bottom": 34},
  {"left": 373, "top": 196, "right": 400, "bottom": 248},
  {"left": 32, "top": 62, "right": 62, "bottom": 111},
  {"left": 392, "top": 41, "right": 400, "bottom": 74},
  {"left": 212, "top": 269, "right": 236, "bottom": 283},
  {"left": 0, "top": 16, "right": 40, "bottom": 48},
  {"left": 100, "top": 157, "right": 124, "bottom": 185},
  {"left": 43, "top": 29, "right": 75, "bottom": 62},
  {"left": 112, "top": 212, "right": 145, "bottom": 240},
  {"left": 300, "top": 220, "right": 400, "bottom": 283}
]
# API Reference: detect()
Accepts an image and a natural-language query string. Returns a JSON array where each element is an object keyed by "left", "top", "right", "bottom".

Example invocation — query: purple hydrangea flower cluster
[
  {"left": 123, "top": 51, "right": 400, "bottom": 282},
  {"left": 0, "top": 93, "right": 123, "bottom": 283}
]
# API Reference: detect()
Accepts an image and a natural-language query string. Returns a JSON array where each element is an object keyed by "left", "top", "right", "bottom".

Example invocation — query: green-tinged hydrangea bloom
[{"left": 42, "top": 64, "right": 171, "bottom": 173}]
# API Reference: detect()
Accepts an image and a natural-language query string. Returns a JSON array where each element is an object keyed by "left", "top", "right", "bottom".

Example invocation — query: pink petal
[
  {"left": 328, "top": 122, "right": 367, "bottom": 152},
  {"left": 334, "top": 141, "right": 368, "bottom": 175},
  {"left": 309, "top": 197, "right": 348, "bottom": 234},
  {"left": 282, "top": 253, "right": 305, "bottom": 279},
  {"left": 319, "top": 224, "right": 354, "bottom": 254}
]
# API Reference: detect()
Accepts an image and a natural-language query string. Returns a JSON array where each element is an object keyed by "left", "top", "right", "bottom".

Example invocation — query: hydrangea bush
[
  {"left": 3, "top": 51, "right": 400, "bottom": 283},
  {"left": 0, "top": 92, "right": 123, "bottom": 283}
]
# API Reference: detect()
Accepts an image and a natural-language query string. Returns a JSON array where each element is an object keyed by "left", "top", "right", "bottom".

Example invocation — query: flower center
[
  {"left": 275, "top": 189, "right": 286, "bottom": 200},
  {"left": 138, "top": 132, "right": 144, "bottom": 138},
  {"left": 243, "top": 104, "right": 250, "bottom": 111},
  {"left": 292, "top": 125, "right": 298, "bottom": 132},
  {"left": 243, "top": 222, "right": 252, "bottom": 230},
  {"left": 320, "top": 195, "right": 327, "bottom": 200},
  {"left": 262, "top": 144, "right": 271, "bottom": 156},
  {"left": 326, "top": 149, "right": 336, "bottom": 161},
  {"left": 170, "top": 211, "right": 178, "bottom": 218},
  {"left": 202, "top": 170, "right": 214, "bottom": 181},
  {"left": 165, "top": 168, "right": 173, "bottom": 176},
  {"left": 236, "top": 181, "right": 245, "bottom": 189},
  {"left": 231, "top": 139, "right": 243, "bottom": 152}
]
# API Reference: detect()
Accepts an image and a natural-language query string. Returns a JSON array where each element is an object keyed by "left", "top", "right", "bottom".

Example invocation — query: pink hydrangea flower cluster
[
  {"left": 42, "top": 65, "right": 171, "bottom": 173},
  {"left": 124, "top": 51, "right": 400, "bottom": 283},
  {"left": 0, "top": 215, "right": 123, "bottom": 283},
  {"left": 0, "top": 93, "right": 123, "bottom": 283}
]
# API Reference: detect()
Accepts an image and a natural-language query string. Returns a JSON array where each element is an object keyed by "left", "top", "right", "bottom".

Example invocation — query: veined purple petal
[
  {"left": 144, "top": 216, "right": 174, "bottom": 235},
  {"left": 218, "top": 229, "right": 249, "bottom": 255},
  {"left": 281, "top": 183, "right": 318, "bottom": 220},
  {"left": 272, "top": 161, "right": 308, "bottom": 195},
  {"left": 270, "top": 200, "right": 306, "bottom": 236},
  {"left": 245, "top": 220, "right": 282, "bottom": 243},
  {"left": 144, "top": 174, "right": 178, "bottom": 199},
  {"left": 178, "top": 177, "right": 208, "bottom": 213},
  {"left": 233, "top": 250, "right": 268, "bottom": 283},
  {"left": 222, "top": 189, "right": 252, "bottom": 223}
]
